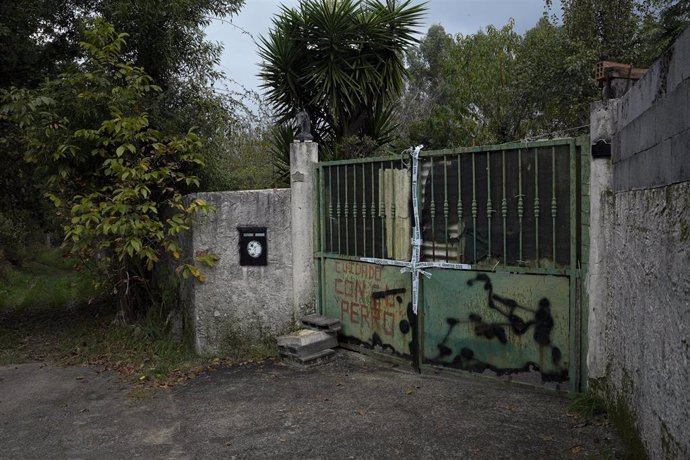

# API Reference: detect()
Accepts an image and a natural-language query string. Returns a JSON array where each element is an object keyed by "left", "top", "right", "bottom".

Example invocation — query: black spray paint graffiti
[
  {"left": 372, "top": 288, "right": 406, "bottom": 300},
  {"left": 433, "top": 273, "right": 567, "bottom": 382},
  {"left": 340, "top": 289, "right": 419, "bottom": 372}
]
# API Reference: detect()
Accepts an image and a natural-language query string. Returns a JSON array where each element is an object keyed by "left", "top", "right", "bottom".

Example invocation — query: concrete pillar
[
  {"left": 587, "top": 100, "right": 615, "bottom": 382},
  {"left": 290, "top": 141, "right": 318, "bottom": 321}
]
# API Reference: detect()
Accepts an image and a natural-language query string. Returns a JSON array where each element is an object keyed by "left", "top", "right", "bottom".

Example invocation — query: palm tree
[{"left": 258, "top": 0, "right": 425, "bottom": 171}]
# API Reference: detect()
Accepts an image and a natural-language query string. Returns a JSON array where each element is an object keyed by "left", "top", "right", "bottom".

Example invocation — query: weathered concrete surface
[
  {"left": 183, "top": 189, "right": 293, "bottom": 355},
  {"left": 585, "top": 155, "right": 613, "bottom": 382},
  {"left": 587, "top": 26, "right": 690, "bottom": 459},
  {"left": 0, "top": 353, "right": 622, "bottom": 459},
  {"left": 290, "top": 141, "right": 318, "bottom": 319},
  {"left": 597, "top": 182, "right": 690, "bottom": 458}
]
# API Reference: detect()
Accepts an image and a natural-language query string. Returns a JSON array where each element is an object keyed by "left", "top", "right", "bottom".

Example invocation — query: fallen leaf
[{"left": 570, "top": 445, "right": 584, "bottom": 454}]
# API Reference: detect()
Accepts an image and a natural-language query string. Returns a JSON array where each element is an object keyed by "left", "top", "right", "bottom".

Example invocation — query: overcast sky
[{"left": 205, "top": 0, "right": 562, "bottom": 99}]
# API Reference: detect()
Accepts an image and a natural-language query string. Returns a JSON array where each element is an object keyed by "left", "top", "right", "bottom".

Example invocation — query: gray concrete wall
[
  {"left": 183, "top": 189, "right": 293, "bottom": 356},
  {"left": 588, "top": 27, "right": 690, "bottom": 460}
]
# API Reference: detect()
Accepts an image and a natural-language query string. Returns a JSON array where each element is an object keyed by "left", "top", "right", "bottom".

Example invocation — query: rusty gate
[{"left": 315, "top": 137, "right": 590, "bottom": 391}]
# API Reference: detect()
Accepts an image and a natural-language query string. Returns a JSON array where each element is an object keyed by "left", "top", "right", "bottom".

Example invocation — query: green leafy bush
[{"left": 1, "top": 19, "right": 217, "bottom": 320}]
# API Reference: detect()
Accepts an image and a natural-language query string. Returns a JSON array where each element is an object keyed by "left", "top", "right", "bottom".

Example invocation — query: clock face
[{"left": 246, "top": 240, "right": 263, "bottom": 258}]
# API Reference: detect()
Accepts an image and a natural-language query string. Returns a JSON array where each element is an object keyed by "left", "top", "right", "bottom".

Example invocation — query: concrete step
[
  {"left": 277, "top": 329, "right": 338, "bottom": 357},
  {"left": 279, "top": 348, "right": 336, "bottom": 368},
  {"left": 300, "top": 314, "right": 341, "bottom": 334},
  {"left": 277, "top": 328, "right": 339, "bottom": 368}
]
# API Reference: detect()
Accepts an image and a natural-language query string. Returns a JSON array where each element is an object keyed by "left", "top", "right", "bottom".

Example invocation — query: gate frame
[{"left": 314, "top": 136, "right": 590, "bottom": 392}]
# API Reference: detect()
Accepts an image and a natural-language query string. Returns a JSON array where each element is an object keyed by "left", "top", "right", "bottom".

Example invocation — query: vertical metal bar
[
  {"left": 361, "top": 164, "right": 366, "bottom": 257},
  {"left": 551, "top": 145, "right": 557, "bottom": 264},
  {"left": 518, "top": 149, "right": 523, "bottom": 263},
  {"left": 486, "top": 151, "right": 492, "bottom": 259},
  {"left": 317, "top": 166, "right": 326, "bottom": 314},
  {"left": 318, "top": 166, "right": 325, "bottom": 255},
  {"left": 391, "top": 160, "right": 396, "bottom": 258},
  {"left": 430, "top": 156, "right": 436, "bottom": 260},
  {"left": 336, "top": 165, "right": 341, "bottom": 255},
  {"left": 371, "top": 162, "right": 376, "bottom": 259},
  {"left": 443, "top": 156, "right": 449, "bottom": 262},
  {"left": 328, "top": 166, "right": 334, "bottom": 253},
  {"left": 471, "top": 153, "right": 477, "bottom": 263},
  {"left": 401, "top": 154, "right": 405, "bottom": 258},
  {"left": 345, "top": 165, "right": 349, "bottom": 255},
  {"left": 457, "top": 154, "right": 463, "bottom": 263},
  {"left": 353, "top": 164, "right": 358, "bottom": 256},
  {"left": 534, "top": 148, "right": 540, "bottom": 267},
  {"left": 569, "top": 140, "right": 578, "bottom": 272},
  {"left": 568, "top": 139, "right": 579, "bottom": 392},
  {"left": 380, "top": 163, "right": 385, "bottom": 259},
  {"left": 501, "top": 150, "right": 507, "bottom": 267}
]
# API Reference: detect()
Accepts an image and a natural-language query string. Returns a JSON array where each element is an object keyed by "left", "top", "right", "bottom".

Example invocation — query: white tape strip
[
  {"left": 358, "top": 145, "right": 473, "bottom": 316},
  {"left": 417, "top": 261, "right": 472, "bottom": 271},
  {"left": 359, "top": 257, "right": 409, "bottom": 268}
]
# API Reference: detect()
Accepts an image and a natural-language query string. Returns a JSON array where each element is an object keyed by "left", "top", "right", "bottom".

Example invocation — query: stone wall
[
  {"left": 588, "top": 27, "right": 690, "bottom": 459},
  {"left": 183, "top": 189, "right": 293, "bottom": 356}
]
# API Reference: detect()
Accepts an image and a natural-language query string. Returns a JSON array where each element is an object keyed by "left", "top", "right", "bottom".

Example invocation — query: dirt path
[{"left": 0, "top": 351, "right": 622, "bottom": 459}]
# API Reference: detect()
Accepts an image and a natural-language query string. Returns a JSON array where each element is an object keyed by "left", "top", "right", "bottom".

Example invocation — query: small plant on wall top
[{"left": 0, "top": 19, "right": 218, "bottom": 321}]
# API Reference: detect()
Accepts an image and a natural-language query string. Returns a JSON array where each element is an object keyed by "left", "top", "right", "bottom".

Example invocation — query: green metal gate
[{"left": 315, "top": 137, "right": 590, "bottom": 391}]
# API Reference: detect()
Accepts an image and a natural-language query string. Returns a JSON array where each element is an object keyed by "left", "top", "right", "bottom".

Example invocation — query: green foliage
[
  {"left": 0, "top": 244, "right": 99, "bottom": 312},
  {"left": 400, "top": 20, "right": 589, "bottom": 148},
  {"left": 259, "top": 0, "right": 425, "bottom": 160},
  {"left": 446, "top": 21, "right": 528, "bottom": 144},
  {"left": 639, "top": 0, "right": 690, "bottom": 62},
  {"left": 398, "top": 24, "right": 461, "bottom": 149},
  {"left": 0, "top": 211, "right": 27, "bottom": 265},
  {"left": 551, "top": 0, "right": 689, "bottom": 65},
  {"left": 199, "top": 96, "right": 277, "bottom": 191},
  {"left": 402, "top": 0, "right": 690, "bottom": 151},
  {"left": 568, "top": 390, "right": 608, "bottom": 417},
  {"left": 0, "top": 0, "right": 86, "bottom": 89},
  {"left": 559, "top": 0, "right": 642, "bottom": 63},
  {"left": 0, "top": 0, "right": 253, "bottom": 267},
  {"left": 518, "top": 16, "right": 595, "bottom": 134},
  {"left": 0, "top": 298, "right": 206, "bottom": 384},
  {"left": 1, "top": 20, "right": 217, "bottom": 320}
]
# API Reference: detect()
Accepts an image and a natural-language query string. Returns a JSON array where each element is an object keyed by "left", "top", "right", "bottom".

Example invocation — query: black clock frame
[{"left": 238, "top": 226, "right": 268, "bottom": 266}]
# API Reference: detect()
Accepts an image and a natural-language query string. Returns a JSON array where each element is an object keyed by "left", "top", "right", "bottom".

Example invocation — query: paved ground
[{"left": 0, "top": 351, "right": 622, "bottom": 459}]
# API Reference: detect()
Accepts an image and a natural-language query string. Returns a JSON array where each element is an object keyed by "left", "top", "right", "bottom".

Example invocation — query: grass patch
[
  {"left": 0, "top": 244, "right": 263, "bottom": 388},
  {"left": 568, "top": 390, "right": 607, "bottom": 418},
  {"left": 0, "top": 246, "right": 99, "bottom": 312},
  {"left": 0, "top": 296, "right": 255, "bottom": 388}
]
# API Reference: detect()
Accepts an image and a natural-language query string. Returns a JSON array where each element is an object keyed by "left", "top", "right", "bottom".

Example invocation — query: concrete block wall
[
  {"left": 182, "top": 189, "right": 293, "bottom": 356},
  {"left": 588, "top": 27, "right": 690, "bottom": 459}
]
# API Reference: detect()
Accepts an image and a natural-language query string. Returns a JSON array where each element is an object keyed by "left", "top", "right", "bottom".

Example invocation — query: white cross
[{"left": 361, "top": 145, "right": 471, "bottom": 315}]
